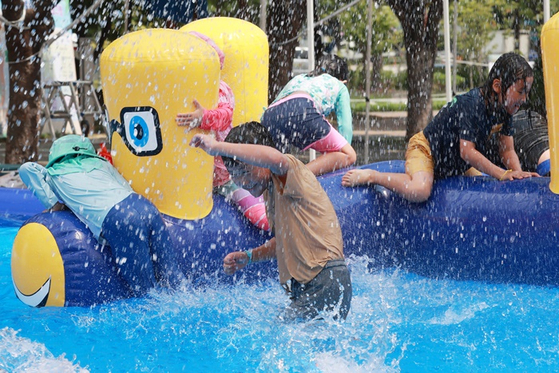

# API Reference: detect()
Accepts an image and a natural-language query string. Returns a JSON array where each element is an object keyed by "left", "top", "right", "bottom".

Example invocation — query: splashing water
[{"left": 2, "top": 218, "right": 559, "bottom": 372}]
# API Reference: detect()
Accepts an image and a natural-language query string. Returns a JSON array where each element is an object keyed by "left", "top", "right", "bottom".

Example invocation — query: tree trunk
[
  {"left": 266, "top": 0, "right": 305, "bottom": 102},
  {"left": 387, "top": 0, "right": 443, "bottom": 141},
  {"left": 3, "top": 0, "right": 56, "bottom": 164}
]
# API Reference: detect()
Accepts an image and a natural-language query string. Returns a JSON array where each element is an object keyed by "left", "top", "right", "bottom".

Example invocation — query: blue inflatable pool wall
[{"left": 6, "top": 160, "right": 559, "bottom": 307}]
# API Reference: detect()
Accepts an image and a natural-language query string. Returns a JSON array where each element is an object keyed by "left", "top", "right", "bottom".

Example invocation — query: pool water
[{"left": 2, "top": 217, "right": 559, "bottom": 372}]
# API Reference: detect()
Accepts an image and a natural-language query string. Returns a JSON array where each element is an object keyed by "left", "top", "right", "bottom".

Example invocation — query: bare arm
[
  {"left": 176, "top": 99, "right": 233, "bottom": 132},
  {"left": 223, "top": 238, "right": 277, "bottom": 275},
  {"left": 306, "top": 143, "right": 357, "bottom": 175},
  {"left": 175, "top": 99, "right": 205, "bottom": 129},
  {"left": 190, "top": 134, "right": 290, "bottom": 175},
  {"left": 460, "top": 139, "right": 505, "bottom": 179},
  {"left": 460, "top": 139, "right": 537, "bottom": 180},
  {"left": 498, "top": 134, "right": 522, "bottom": 171}
]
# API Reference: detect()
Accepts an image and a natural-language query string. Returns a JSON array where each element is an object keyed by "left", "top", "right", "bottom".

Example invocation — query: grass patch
[{"left": 351, "top": 99, "right": 448, "bottom": 112}]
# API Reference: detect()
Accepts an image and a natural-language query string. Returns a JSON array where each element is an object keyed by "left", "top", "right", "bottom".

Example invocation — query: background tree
[
  {"left": 265, "top": 0, "right": 306, "bottom": 101},
  {"left": 212, "top": 0, "right": 261, "bottom": 23},
  {"left": 454, "top": 0, "right": 498, "bottom": 88},
  {"left": 328, "top": 1, "right": 401, "bottom": 93},
  {"left": 3, "top": 0, "right": 57, "bottom": 164},
  {"left": 69, "top": 0, "right": 169, "bottom": 69},
  {"left": 386, "top": 0, "right": 443, "bottom": 140}
]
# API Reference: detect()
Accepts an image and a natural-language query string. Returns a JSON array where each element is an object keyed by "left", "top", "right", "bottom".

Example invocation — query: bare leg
[
  {"left": 306, "top": 143, "right": 357, "bottom": 176},
  {"left": 342, "top": 169, "right": 434, "bottom": 203},
  {"left": 539, "top": 149, "right": 550, "bottom": 165}
]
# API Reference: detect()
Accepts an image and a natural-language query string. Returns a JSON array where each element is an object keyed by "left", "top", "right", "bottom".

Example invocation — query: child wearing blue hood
[{"left": 19, "top": 135, "right": 184, "bottom": 296}]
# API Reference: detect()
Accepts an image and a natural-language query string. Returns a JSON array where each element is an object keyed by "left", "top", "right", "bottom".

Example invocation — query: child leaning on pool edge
[
  {"left": 342, "top": 52, "right": 540, "bottom": 202},
  {"left": 262, "top": 54, "right": 357, "bottom": 176},
  {"left": 189, "top": 121, "right": 352, "bottom": 321}
]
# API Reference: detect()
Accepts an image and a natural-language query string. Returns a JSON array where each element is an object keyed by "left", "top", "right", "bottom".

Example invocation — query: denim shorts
[{"left": 262, "top": 97, "right": 331, "bottom": 153}]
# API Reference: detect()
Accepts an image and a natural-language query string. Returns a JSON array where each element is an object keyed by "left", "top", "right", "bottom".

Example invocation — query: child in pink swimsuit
[
  {"left": 262, "top": 55, "right": 356, "bottom": 176},
  {"left": 176, "top": 32, "right": 268, "bottom": 231}
]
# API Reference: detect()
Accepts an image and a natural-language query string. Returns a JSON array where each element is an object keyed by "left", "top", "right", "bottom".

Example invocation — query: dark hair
[
  {"left": 222, "top": 121, "right": 275, "bottom": 170},
  {"left": 308, "top": 54, "right": 349, "bottom": 81},
  {"left": 481, "top": 52, "right": 533, "bottom": 115}
]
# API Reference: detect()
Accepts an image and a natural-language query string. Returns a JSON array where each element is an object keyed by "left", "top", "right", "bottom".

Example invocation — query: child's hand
[
  {"left": 223, "top": 251, "right": 250, "bottom": 275},
  {"left": 500, "top": 170, "right": 540, "bottom": 181},
  {"left": 176, "top": 99, "right": 205, "bottom": 129},
  {"left": 189, "top": 134, "right": 219, "bottom": 155}
]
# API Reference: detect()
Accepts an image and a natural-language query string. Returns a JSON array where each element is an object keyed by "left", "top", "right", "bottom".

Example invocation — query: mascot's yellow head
[
  {"left": 101, "top": 28, "right": 218, "bottom": 220},
  {"left": 100, "top": 19, "right": 268, "bottom": 220},
  {"left": 542, "top": 12, "right": 559, "bottom": 192}
]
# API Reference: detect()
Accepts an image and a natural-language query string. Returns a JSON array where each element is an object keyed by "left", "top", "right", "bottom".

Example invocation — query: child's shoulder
[
  {"left": 447, "top": 88, "right": 485, "bottom": 114},
  {"left": 283, "top": 154, "right": 303, "bottom": 170},
  {"left": 461, "top": 88, "right": 484, "bottom": 105}
]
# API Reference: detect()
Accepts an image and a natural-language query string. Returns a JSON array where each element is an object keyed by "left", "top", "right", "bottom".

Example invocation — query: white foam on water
[
  {"left": 428, "top": 302, "right": 491, "bottom": 325},
  {"left": 4, "top": 228, "right": 559, "bottom": 371},
  {"left": 0, "top": 327, "right": 89, "bottom": 373}
]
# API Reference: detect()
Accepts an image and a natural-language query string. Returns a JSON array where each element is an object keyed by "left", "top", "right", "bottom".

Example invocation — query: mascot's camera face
[{"left": 116, "top": 107, "right": 163, "bottom": 156}]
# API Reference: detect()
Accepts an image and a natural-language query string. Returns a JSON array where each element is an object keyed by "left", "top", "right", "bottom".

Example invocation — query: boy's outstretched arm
[
  {"left": 190, "top": 134, "right": 290, "bottom": 175},
  {"left": 19, "top": 162, "right": 59, "bottom": 209}
]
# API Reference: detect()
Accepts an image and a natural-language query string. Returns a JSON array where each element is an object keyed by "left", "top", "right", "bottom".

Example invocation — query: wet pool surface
[{"left": 2, "top": 218, "right": 559, "bottom": 372}]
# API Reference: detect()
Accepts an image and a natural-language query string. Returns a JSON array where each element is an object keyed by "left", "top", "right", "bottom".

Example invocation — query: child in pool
[
  {"left": 342, "top": 52, "right": 540, "bottom": 202},
  {"left": 175, "top": 31, "right": 268, "bottom": 231},
  {"left": 19, "top": 135, "right": 184, "bottom": 296},
  {"left": 262, "top": 54, "right": 357, "bottom": 176},
  {"left": 190, "top": 122, "right": 352, "bottom": 321}
]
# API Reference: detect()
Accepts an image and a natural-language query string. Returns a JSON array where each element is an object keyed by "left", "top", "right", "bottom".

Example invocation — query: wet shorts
[
  {"left": 405, "top": 131, "right": 434, "bottom": 176},
  {"left": 281, "top": 259, "right": 352, "bottom": 321},
  {"left": 262, "top": 96, "right": 347, "bottom": 153}
]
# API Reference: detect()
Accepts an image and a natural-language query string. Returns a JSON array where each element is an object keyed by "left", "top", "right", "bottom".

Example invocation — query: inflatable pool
[
  {"left": 8, "top": 14, "right": 559, "bottom": 307},
  {"left": 7, "top": 160, "right": 559, "bottom": 307}
]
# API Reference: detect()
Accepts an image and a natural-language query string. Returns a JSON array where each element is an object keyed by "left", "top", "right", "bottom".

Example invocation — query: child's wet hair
[
  {"left": 222, "top": 121, "right": 275, "bottom": 170},
  {"left": 308, "top": 54, "right": 349, "bottom": 81},
  {"left": 482, "top": 52, "right": 533, "bottom": 105}
]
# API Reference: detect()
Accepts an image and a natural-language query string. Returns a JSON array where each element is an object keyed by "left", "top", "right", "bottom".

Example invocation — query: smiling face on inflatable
[
  {"left": 11, "top": 211, "right": 132, "bottom": 308},
  {"left": 11, "top": 223, "right": 65, "bottom": 307},
  {"left": 11, "top": 18, "right": 271, "bottom": 308}
]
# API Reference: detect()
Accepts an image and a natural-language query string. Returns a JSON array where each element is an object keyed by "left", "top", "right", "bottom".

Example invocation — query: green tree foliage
[
  {"left": 455, "top": 0, "right": 499, "bottom": 88},
  {"left": 332, "top": 1, "right": 402, "bottom": 93},
  {"left": 209, "top": 0, "right": 261, "bottom": 23},
  {"left": 69, "top": 0, "right": 165, "bottom": 61}
]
